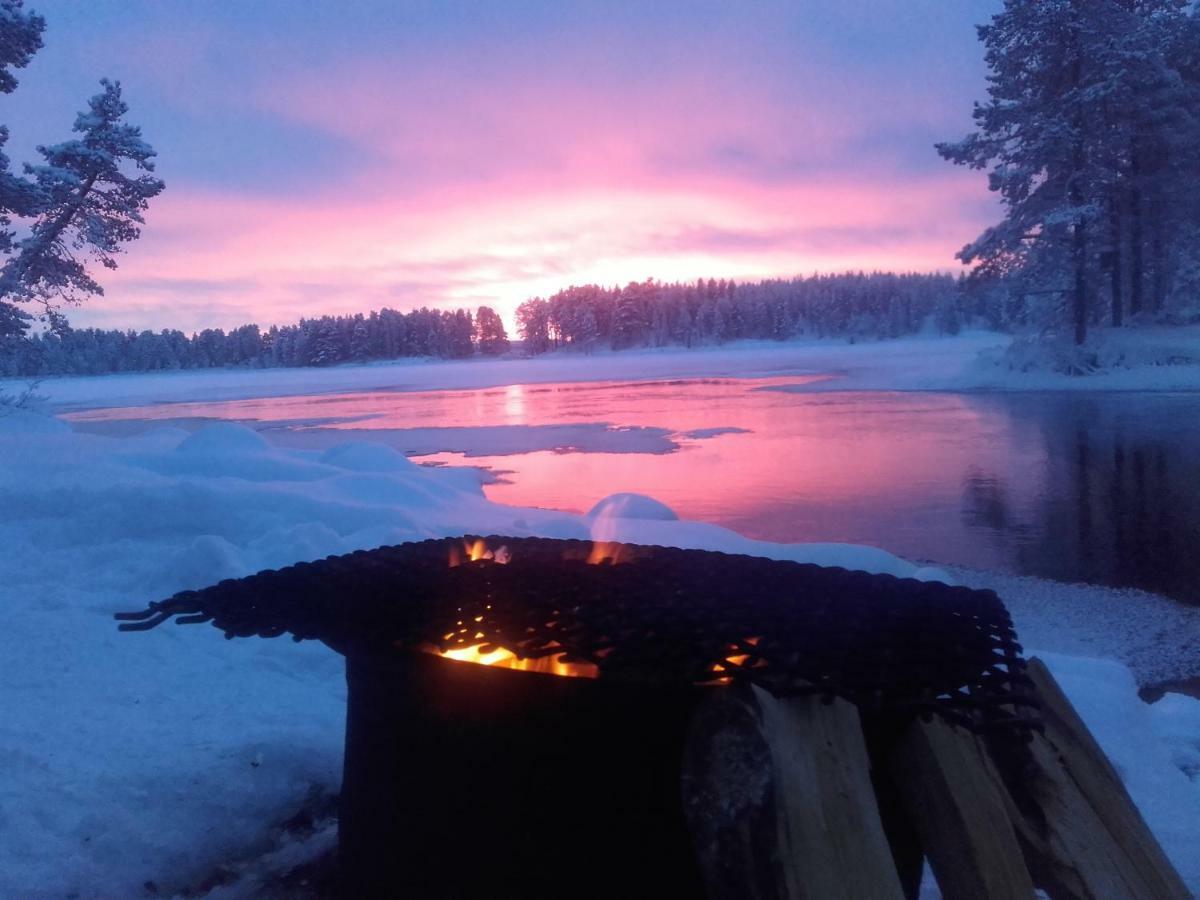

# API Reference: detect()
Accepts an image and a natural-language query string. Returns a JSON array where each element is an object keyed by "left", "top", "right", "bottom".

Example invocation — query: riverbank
[
  {"left": 1, "top": 412, "right": 1198, "bottom": 896},
  {"left": 7, "top": 326, "right": 1200, "bottom": 413}
]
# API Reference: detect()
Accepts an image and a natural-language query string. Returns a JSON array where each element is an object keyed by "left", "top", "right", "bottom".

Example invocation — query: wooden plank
[
  {"left": 763, "top": 687, "right": 907, "bottom": 900},
  {"left": 682, "top": 684, "right": 780, "bottom": 900},
  {"left": 682, "top": 684, "right": 905, "bottom": 900},
  {"left": 1001, "top": 729, "right": 1143, "bottom": 898},
  {"left": 992, "top": 658, "right": 1191, "bottom": 900},
  {"left": 888, "top": 715, "right": 1036, "bottom": 900}
]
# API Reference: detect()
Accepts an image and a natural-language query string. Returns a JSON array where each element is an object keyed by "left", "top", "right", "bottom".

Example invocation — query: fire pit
[{"left": 116, "top": 536, "right": 1187, "bottom": 899}]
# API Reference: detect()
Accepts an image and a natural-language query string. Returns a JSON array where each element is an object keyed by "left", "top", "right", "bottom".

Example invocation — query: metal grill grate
[{"left": 115, "top": 535, "right": 1039, "bottom": 732}]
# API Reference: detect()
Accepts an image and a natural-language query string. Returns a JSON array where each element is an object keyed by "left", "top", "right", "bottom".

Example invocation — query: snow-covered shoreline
[
  {"left": 2, "top": 411, "right": 1199, "bottom": 897},
  {"left": 4, "top": 329, "right": 1200, "bottom": 897},
  {"left": 8, "top": 327, "right": 1200, "bottom": 414}
]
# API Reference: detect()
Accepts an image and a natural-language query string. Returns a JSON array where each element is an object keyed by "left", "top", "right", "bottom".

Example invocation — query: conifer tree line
[
  {"left": 942, "top": 0, "right": 1200, "bottom": 343},
  {"left": 0, "top": 305, "right": 510, "bottom": 376},
  {"left": 514, "top": 273, "right": 966, "bottom": 354},
  {"left": 1, "top": 272, "right": 976, "bottom": 376}
]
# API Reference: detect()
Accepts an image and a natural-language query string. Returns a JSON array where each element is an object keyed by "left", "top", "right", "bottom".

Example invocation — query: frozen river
[{"left": 68, "top": 376, "right": 1200, "bottom": 603}]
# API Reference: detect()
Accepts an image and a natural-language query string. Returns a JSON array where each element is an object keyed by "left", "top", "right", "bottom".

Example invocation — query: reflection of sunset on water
[{"left": 64, "top": 380, "right": 1200, "bottom": 600}]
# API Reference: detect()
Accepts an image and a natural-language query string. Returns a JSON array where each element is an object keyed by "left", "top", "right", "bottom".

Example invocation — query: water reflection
[
  {"left": 503, "top": 384, "right": 525, "bottom": 423},
  {"left": 67, "top": 381, "right": 1200, "bottom": 603},
  {"left": 1014, "top": 395, "right": 1198, "bottom": 601}
]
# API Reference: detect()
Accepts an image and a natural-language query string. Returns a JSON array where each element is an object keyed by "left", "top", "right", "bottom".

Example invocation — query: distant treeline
[
  {"left": 515, "top": 272, "right": 968, "bottom": 353},
  {"left": 0, "top": 305, "right": 510, "bottom": 377},
  {"left": 1, "top": 271, "right": 984, "bottom": 377}
]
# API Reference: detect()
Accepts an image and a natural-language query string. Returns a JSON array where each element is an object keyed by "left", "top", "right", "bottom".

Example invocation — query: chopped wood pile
[{"left": 685, "top": 657, "right": 1189, "bottom": 899}]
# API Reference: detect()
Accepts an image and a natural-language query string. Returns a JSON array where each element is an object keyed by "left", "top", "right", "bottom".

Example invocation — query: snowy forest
[
  {"left": 2, "top": 0, "right": 1200, "bottom": 376},
  {"left": 0, "top": 272, "right": 970, "bottom": 375},
  {"left": 940, "top": 0, "right": 1200, "bottom": 344}
]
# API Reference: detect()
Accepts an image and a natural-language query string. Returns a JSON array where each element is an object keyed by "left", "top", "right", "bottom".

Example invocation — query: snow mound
[
  {"left": 1151, "top": 693, "right": 1200, "bottom": 783},
  {"left": 984, "top": 326, "right": 1200, "bottom": 377},
  {"left": 0, "top": 408, "right": 69, "bottom": 434},
  {"left": 587, "top": 492, "right": 679, "bottom": 521},
  {"left": 319, "top": 441, "right": 416, "bottom": 473},
  {"left": 176, "top": 422, "right": 270, "bottom": 455}
]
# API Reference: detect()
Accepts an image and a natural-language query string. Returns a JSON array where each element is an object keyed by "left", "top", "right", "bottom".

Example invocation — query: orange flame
[
  {"left": 449, "top": 538, "right": 511, "bottom": 567},
  {"left": 584, "top": 541, "right": 645, "bottom": 565},
  {"left": 438, "top": 643, "right": 599, "bottom": 678},
  {"left": 704, "top": 636, "right": 765, "bottom": 684}
]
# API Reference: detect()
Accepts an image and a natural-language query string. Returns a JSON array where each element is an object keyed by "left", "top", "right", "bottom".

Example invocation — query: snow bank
[
  {"left": 1, "top": 412, "right": 1196, "bottom": 896},
  {"left": 1035, "top": 653, "right": 1200, "bottom": 890},
  {"left": 948, "top": 567, "right": 1200, "bottom": 688},
  {"left": 0, "top": 414, "right": 926, "bottom": 898},
  {"left": 985, "top": 326, "right": 1200, "bottom": 377},
  {"left": 587, "top": 491, "right": 679, "bottom": 521},
  {"left": 10, "top": 329, "right": 1200, "bottom": 417}
]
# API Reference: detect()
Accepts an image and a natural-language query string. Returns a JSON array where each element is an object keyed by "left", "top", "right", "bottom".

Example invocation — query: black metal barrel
[{"left": 339, "top": 648, "right": 705, "bottom": 898}]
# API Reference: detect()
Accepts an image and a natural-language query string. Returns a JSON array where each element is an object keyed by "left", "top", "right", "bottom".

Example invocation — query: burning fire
[
  {"left": 433, "top": 536, "right": 646, "bottom": 678},
  {"left": 440, "top": 642, "right": 599, "bottom": 678},
  {"left": 705, "top": 636, "right": 765, "bottom": 684},
  {"left": 585, "top": 541, "right": 638, "bottom": 565},
  {"left": 438, "top": 538, "right": 599, "bottom": 676},
  {"left": 448, "top": 538, "right": 512, "bottom": 568},
  {"left": 449, "top": 536, "right": 644, "bottom": 568}
]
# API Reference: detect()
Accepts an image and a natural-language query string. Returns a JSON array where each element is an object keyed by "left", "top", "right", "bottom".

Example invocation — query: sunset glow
[{"left": 6, "top": 1, "right": 999, "bottom": 333}]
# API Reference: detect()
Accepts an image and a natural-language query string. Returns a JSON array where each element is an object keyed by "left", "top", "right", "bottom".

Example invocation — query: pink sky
[{"left": 18, "top": 1, "right": 1000, "bottom": 334}]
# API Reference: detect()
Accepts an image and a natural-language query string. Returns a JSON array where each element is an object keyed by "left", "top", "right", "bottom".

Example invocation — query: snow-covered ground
[
  {"left": 8, "top": 327, "right": 1200, "bottom": 414},
  {"left": 1, "top": 410, "right": 1199, "bottom": 897},
  {"left": 4, "top": 330, "right": 1200, "bottom": 896}
]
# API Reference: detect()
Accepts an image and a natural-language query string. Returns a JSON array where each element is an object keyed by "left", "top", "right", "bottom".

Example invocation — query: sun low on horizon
[{"left": 1, "top": 0, "right": 1001, "bottom": 335}]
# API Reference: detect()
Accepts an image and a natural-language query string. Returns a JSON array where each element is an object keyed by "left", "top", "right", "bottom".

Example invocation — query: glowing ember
[
  {"left": 448, "top": 538, "right": 511, "bottom": 567},
  {"left": 438, "top": 643, "right": 599, "bottom": 678},
  {"left": 433, "top": 535, "right": 639, "bottom": 676},
  {"left": 704, "top": 637, "right": 765, "bottom": 684},
  {"left": 580, "top": 540, "right": 649, "bottom": 566},
  {"left": 586, "top": 541, "right": 626, "bottom": 565}
]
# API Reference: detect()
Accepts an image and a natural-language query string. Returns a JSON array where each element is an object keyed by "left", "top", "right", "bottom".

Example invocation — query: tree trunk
[
  {"left": 1069, "top": 50, "right": 1088, "bottom": 347},
  {"left": 1129, "top": 149, "right": 1144, "bottom": 316},
  {"left": 1072, "top": 209, "right": 1088, "bottom": 346},
  {"left": 1109, "top": 196, "right": 1124, "bottom": 328},
  {"left": 1151, "top": 207, "right": 1166, "bottom": 315}
]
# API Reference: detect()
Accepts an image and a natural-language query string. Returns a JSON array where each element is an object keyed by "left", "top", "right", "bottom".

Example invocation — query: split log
[
  {"left": 866, "top": 759, "right": 926, "bottom": 900},
  {"left": 682, "top": 684, "right": 905, "bottom": 900},
  {"left": 888, "top": 714, "right": 1035, "bottom": 900},
  {"left": 986, "top": 658, "right": 1190, "bottom": 900}
]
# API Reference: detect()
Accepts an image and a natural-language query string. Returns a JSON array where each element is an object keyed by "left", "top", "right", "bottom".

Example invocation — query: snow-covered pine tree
[
  {"left": 575, "top": 305, "right": 599, "bottom": 353},
  {"left": 0, "top": 77, "right": 164, "bottom": 334},
  {"left": 0, "top": 0, "right": 43, "bottom": 336},
  {"left": 475, "top": 305, "right": 509, "bottom": 355},
  {"left": 938, "top": 0, "right": 1120, "bottom": 345},
  {"left": 942, "top": 0, "right": 1200, "bottom": 342},
  {"left": 611, "top": 286, "right": 648, "bottom": 349},
  {"left": 312, "top": 318, "right": 343, "bottom": 366},
  {"left": 350, "top": 315, "right": 370, "bottom": 361},
  {"left": 515, "top": 298, "right": 550, "bottom": 354}
]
